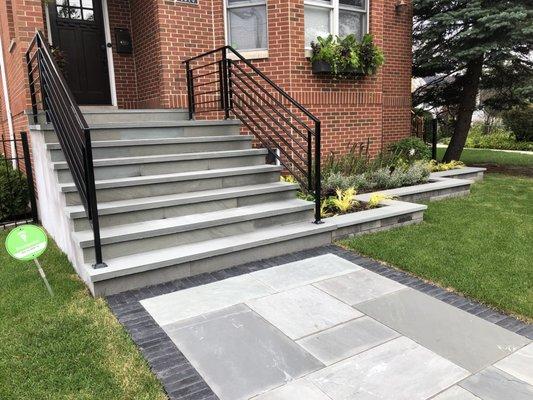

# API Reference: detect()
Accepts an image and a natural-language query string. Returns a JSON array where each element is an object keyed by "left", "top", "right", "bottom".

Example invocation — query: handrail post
[
  {"left": 218, "top": 59, "right": 226, "bottom": 112},
  {"left": 185, "top": 61, "right": 194, "bottom": 120},
  {"left": 431, "top": 118, "right": 438, "bottom": 160},
  {"left": 26, "top": 52, "right": 39, "bottom": 124},
  {"left": 221, "top": 47, "right": 230, "bottom": 119},
  {"left": 20, "top": 132, "right": 38, "bottom": 223},
  {"left": 307, "top": 130, "right": 313, "bottom": 191},
  {"left": 84, "top": 128, "right": 106, "bottom": 269},
  {"left": 314, "top": 121, "right": 322, "bottom": 224},
  {"left": 227, "top": 58, "right": 234, "bottom": 113}
]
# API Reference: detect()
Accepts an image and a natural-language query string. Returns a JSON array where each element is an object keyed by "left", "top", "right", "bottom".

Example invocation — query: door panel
[{"left": 48, "top": 0, "right": 111, "bottom": 105}]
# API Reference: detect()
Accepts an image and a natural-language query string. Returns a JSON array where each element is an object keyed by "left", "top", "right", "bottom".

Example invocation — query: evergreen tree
[{"left": 412, "top": 0, "right": 533, "bottom": 161}]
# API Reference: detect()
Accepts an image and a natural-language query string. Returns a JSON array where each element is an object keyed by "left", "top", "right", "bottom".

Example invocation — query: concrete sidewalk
[{"left": 437, "top": 143, "right": 533, "bottom": 155}]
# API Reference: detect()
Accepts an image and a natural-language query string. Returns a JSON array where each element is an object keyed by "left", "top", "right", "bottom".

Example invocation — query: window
[
  {"left": 304, "top": 0, "right": 368, "bottom": 48},
  {"left": 226, "top": 0, "right": 268, "bottom": 51},
  {"left": 56, "top": 0, "right": 94, "bottom": 21}
]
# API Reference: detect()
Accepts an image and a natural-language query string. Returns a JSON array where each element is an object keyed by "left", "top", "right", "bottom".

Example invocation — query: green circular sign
[{"left": 5, "top": 225, "right": 48, "bottom": 261}]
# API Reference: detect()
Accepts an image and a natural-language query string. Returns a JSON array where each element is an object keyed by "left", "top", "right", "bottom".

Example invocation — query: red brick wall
[
  {"left": 130, "top": 0, "right": 412, "bottom": 155},
  {"left": 381, "top": 0, "right": 413, "bottom": 148},
  {"left": 129, "top": 0, "right": 163, "bottom": 108},
  {"left": 107, "top": 0, "right": 138, "bottom": 109},
  {"left": 0, "top": 0, "right": 45, "bottom": 161},
  {"left": 0, "top": 0, "right": 412, "bottom": 160}
]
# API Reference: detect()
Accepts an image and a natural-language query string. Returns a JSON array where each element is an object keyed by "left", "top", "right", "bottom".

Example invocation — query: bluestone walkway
[{"left": 108, "top": 246, "right": 533, "bottom": 400}]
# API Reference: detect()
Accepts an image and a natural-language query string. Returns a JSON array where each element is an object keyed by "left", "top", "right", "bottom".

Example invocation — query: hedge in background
[
  {"left": 441, "top": 123, "right": 533, "bottom": 152},
  {"left": 502, "top": 106, "right": 533, "bottom": 142}
]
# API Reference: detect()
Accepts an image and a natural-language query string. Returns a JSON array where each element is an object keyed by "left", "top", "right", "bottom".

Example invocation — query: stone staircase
[{"left": 36, "top": 108, "right": 332, "bottom": 295}]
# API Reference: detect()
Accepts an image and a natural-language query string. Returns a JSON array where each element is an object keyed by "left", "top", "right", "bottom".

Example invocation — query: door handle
[{"left": 101, "top": 43, "right": 112, "bottom": 50}]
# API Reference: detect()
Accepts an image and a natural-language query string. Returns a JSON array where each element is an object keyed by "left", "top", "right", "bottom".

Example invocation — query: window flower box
[{"left": 310, "top": 34, "right": 384, "bottom": 79}]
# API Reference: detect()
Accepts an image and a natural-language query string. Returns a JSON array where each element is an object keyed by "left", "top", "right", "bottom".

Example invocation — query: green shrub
[
  {"left": 502, "top": 106, "right": 533, "bottom": 142},
  {"left": 0, "top": 158, "right": 30, "bottom": 222},
  {"left": 388, "top": 137, "right": 431, "bottom": 163},
  {"left": 322, "top": 161, "right": 430, "bottom": 195},
  {"left": 463, "top": 122, "right": 533, "bottom": 151},
  {"left": 428, "top": 160, "right": 465, "bottom": 172}
]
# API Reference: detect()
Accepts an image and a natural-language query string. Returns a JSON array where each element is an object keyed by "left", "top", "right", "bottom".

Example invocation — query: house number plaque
[{"left": 173, "top": 0, "right": 198, "bottom": 4}]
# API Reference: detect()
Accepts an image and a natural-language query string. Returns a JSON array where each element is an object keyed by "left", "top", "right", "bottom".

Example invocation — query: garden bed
[{"left": 325, "top": 171, "right": 480, "bottom": 239}]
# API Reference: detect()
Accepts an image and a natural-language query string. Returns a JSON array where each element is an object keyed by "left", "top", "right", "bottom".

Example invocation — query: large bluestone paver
[
  {"left": 494, "top": 342, "right": 533, "bottom": 386},
  {"left": 296, "top": 316, "right": 400, "bottom": 365},
  {"left": 314, "top": 269, "right": 406, "bottom": 305},
  {"left": 251, "top": 379, "right": 330, "bottom": 400},
  {"left": 459, "top": 367, "right": 533, "bottom": 400},
  {"left": 251, "top": 253, "right": 361, "bottom": 291},
  {"left": 307, "top": 336, "right": 469, "bottom": 400},
  {"left": 432, "top": 386, "right": 481, "bottom": 399},
  {"left": 125, "top": 248, "right": 532, "bottom": 400},
  {"left": 163, "top": 304, "right": 324, "bottom": 400},
  {"left": 140, "top": 274, "right": 274, "bottom": 326},
  {"left": 356, "top": 289, "right": 530, "bottom": 372},
  {"left": 246, "top": 285, "right": 362, "bottom": 339}
]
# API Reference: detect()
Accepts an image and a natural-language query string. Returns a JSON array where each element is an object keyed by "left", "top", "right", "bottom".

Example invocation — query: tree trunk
[{"left": 443, "top": 56, "right": 484, "bottom": 162}]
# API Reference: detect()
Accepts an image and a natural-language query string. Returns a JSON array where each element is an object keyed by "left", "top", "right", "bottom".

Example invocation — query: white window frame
[
  {"left": 304, "top": 0, "right": 370, "bottom": 49},
  {"left": 224, "top": 0, "right": 269, "bottom": 58}
]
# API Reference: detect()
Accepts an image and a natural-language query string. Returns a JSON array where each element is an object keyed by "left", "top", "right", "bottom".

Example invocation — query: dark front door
[{"left": 48, "top": 0, "right": 111, "bottom": 105}]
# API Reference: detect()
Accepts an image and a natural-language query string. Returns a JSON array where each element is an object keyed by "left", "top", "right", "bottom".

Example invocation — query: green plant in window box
[{"left": 310, "top": 34, "right": 384, "bottom": 78}]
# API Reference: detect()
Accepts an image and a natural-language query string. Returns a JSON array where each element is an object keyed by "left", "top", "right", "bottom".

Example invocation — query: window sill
[{"left": 228, "top": 49, "right": 268, "bottom": 61}]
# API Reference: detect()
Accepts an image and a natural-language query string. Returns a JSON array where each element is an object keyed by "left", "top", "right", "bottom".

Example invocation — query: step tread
[
  {"left": 88, "top": 220, "right": 334, "bottom": 282},
  {"left": 46, "top": 135, "right": 253, "bottom": 150},
  {"left": 33, "top": 119, "right": 241, "bottom": 131},
  {"left": 81, "top": 108, "right": 188, "bottom": 115},
  {"left": 52, "top": 149, "right": 268, "bottom": 169},
  {"left": 65, "top": 182, "right": 299, "bottom": 218},
  {"left": 59, "top": 165, "right": 283, "bottom": 192},
  {"left": 75, "top": 199, "right": 314, "bottom": 247}
]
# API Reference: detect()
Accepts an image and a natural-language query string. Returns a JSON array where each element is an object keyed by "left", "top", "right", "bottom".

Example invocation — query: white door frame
[{"left": 45, "top": 0, "right": 118, "bottom": 106}]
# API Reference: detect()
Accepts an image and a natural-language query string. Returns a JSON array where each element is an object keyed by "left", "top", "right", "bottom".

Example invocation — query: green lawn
[
  {"left": 437, "top": 147, "right": 533, "bottom": 167},
  {"left": 0, "top": 230, "right": 166, "bottom": 399},
  {"left": 340, "top": 174, "right": 533, "bottom": 321}
]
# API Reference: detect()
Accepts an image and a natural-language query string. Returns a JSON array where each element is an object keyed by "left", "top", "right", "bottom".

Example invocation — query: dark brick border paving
[{"left": 107, "top": 245, "right": 532, "bottom": 400}]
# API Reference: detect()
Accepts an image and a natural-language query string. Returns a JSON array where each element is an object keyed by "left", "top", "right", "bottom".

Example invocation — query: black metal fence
[{"left": 0, "top": 132, "right": 38, "bottom": 229}]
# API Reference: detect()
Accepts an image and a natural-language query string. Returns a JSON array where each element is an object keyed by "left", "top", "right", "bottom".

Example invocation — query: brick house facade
[{"left": 0, "top": 0, "right": 412, "bottom": 160}]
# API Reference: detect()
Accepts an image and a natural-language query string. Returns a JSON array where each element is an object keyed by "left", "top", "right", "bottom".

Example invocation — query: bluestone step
[
  {"left": 81, "top": 108, "right": 189, "bottom": 124},
  {"left": 39, "top": 120, "right": 242, "bottom": 142},
  {"left": 53, "top": 149, "right": 269, "bottom": 182},
  {"left": 87, "top": 220, "right": 335, "bottom": 295},
  {"left": 60, "top": 165, "right": 283, "bottom": 204},
  {"left": 46, "top": 135, "right": 254, "bottom": 161},
  {"left": 66, "top": 182, "right": 300, "bottom": 230},
  {"left": 76, "top": 200, "right": 315, "bottom": 261}
]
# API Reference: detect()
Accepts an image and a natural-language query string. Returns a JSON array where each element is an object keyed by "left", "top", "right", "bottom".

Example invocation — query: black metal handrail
[
  {"left": 26, "top": 31, "right": 106, "bottom": 268},
  {"left": 183, "top": 46, "right": 322, "bottom": 223}
]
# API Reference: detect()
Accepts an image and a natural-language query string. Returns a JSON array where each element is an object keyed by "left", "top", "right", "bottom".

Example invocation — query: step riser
[
  {"left": 83, "top": 112, "right": 189, "bottom": 124},
  {"left": 72, "top": 190, "right": 298, "bottom": 231},
  {"left": 82, "top": 209, "right": 314, "bottom": 263},
  {"left": 49, "top": 139, "right": 252, "bottom": 161},
  {"left": 44, "top": 125, "right": 241, "bottom": 143},
  {"left": 56, "top": 154, "right": 267, "bottom": 183},
  {"left": 65, "top": 171, "right": 281, "bottom": 205},
  {"left": 91, "top": 231, "right": 332, "bottom": 296}
]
